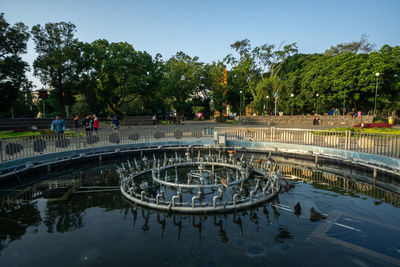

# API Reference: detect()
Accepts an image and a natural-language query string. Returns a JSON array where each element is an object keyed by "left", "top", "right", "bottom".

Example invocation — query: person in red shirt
[{"left": 93, "top": 114, "right": 99, "bottom": 131}]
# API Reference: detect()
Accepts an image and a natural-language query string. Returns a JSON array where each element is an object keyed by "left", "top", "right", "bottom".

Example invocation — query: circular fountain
[{"left": 118, "top": 150, "right": 281, "bottom": 213}]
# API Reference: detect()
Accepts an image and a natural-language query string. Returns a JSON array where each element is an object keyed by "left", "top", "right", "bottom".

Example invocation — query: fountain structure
[{"left": 118, "top": 150, "right": 281, "bottom": 213}]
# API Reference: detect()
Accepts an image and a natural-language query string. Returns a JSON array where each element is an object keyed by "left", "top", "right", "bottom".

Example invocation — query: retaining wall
[{"left": 241, "top": 115, "right": 374, "bottom": 127}]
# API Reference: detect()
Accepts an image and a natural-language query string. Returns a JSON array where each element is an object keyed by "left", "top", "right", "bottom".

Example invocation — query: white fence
[{"left": 0, "top": 127, "right": 399, "bottom": 162}]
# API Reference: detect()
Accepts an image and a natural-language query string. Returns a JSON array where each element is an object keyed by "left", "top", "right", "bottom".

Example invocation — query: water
[{"left": 1, "top": 158, "right": 400, "bottom": 266}]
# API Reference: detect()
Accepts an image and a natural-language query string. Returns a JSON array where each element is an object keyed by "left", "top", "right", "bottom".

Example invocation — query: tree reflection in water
[{"left": 0, "top": 161, "right": 399, "bottom": 266}]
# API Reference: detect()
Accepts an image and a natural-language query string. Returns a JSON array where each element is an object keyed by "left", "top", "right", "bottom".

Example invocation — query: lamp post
[
  {"left": 273, "top": 93, "right": 278, "bottom": 116},
  {"left": 374, "top": 72, "right": 380, "bottom": 116},
  {"left": 316, "top": 93, "right": 319, "bottom": 114},
  {"left": 266, "top": 95, "right": 269, "bottom": 115},
  {"left": 240, "top": 90, "right": 242, "bottom": 117},
  {"left": 290, "top": 93, "right": 294, "bottom": 115}
]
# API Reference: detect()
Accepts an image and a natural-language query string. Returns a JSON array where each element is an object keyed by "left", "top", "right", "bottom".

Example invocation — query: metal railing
[
  {"left": 222, "top": 127, "right": 400, "bottom": 158},
  {"left": 0, "top": 126, "right": 399, "bottom": 162}
]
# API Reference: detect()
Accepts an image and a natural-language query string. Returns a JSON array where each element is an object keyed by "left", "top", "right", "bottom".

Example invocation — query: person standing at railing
[
  {"left": 313, "top": 115, "right": 319, "bottom": 125},
  {"left": 73, "top": 114, "right": 79, "bottom": 129},
  {"left": 111, "top": 115, "right": 120, "bottom": 144},
  {"left": 111, "top": 115, "right": 120, "bottom": 134},
  {"left": 82, "top": 114, "right": 94, "bottom": 133},
  {"left": 93, "top": 115, "right": 99, "bottom": 131},
  {"left": 82, "top": 114, "right": 94, "bottom": 147},
  {"left": 50, "top": 115, "right": 66, "bottom": 134},
  {"left": 152, "top": 114, "right": 157, "bottom": 125}
]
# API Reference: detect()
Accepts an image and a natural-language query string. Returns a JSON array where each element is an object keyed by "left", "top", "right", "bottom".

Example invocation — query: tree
[
  {"left": 79, "top": 40, "right": 159, "bottom": 117},
  {"left": 0, "top": 13, "right": 31, "bottom": 115},
  {"left": 204, "top": 61, "right": 226, "bottom": 121},
  {"left": 161, "top": 52, "right": 203, "bottom": 122},
  {"left": 226, "top": 39, "right": 297, "bottom": 114},
  {"left": 325, "top": 34, "right": 375, "bottom": 56},
  {"left": 31, "top": 21, "right": 81, "bottom": 117}
]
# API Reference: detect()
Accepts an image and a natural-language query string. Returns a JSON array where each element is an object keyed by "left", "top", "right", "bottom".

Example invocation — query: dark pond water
[{"left": 1, "top": 155, "right": 400, "bottom": 266}]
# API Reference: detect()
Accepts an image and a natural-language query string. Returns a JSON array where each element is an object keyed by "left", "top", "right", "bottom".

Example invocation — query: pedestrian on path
[
  {"left": 111, "top": 115, "right": 120, "bottom": 134},
  {"left": 93, "top": 114, "right": 99, "bottom": 131},
  {"left": 152, "top": 114, "right": 157, "bottom": 125},
  {"left": 82, "top": 114, "right": 94, "bottom": 133},
  {"left": 51, "top": 115, "right": 66, "bottom": 134},
  {"left": 73, "top": 114, "right": 79, "bottom": 129}
]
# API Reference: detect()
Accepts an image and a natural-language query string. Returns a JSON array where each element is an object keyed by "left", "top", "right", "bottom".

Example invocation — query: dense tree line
[{"left": 1, "top": 14, "right": 399, "bottom": 120}]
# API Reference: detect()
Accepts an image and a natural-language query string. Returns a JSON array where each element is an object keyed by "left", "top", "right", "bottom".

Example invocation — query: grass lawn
[
  {"left": 0, "top": 131, "right": 41, "bottom": 138},
  {"left": 0, "top": 130, "right": 80, "bottom": 138}
]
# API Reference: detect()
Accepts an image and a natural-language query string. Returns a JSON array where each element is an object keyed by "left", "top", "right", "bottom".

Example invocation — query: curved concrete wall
[{"left": 1, "top": 139, "right": 399, "bottom": 181}]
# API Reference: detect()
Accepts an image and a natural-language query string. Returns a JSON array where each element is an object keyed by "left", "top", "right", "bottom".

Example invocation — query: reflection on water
[
  {"left": 0, "top": 160, "right": 400, "bottom": 266},
  {"left": 280, "top": 165, "right": 400, "bottom": 207}
]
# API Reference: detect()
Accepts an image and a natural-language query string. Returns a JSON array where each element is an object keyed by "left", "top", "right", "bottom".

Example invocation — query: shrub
[{"left": 353, "top": 123, "right": 392, "bottom": 128}]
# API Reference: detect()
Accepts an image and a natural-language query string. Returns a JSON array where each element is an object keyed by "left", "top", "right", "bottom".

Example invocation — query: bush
[{"left": 353, "top": 123, "right": 392, "bottom": 128}]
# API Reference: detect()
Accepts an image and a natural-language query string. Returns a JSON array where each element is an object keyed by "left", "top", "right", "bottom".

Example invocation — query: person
[
  {"left": 82, "top": 114, "right": 93, "bottom": 133},
  {"left": 50, "top": 115, "right": 66, "bottom": 134},
  {"left": 152, "top": 114, "right": 157, "bottom": 125},
  {"left": 111, "top": 115, "right": 120, "bottom": 144},
  {"left": 351, "top": 108, "right": 356, "bottom": 118},
  {"left": 111, "top": 115, "right": 120, "bottom": 133},
  {"left": 73, "top": 114, "right": 79, "bottom": 129},
  {"left": 221, "top": 176, "right": 228, "bottom": 189},
  {"left": 313, "top": 115, "right": 319, "bottom": 125},
  {"left": 93, "top": 114, "right": 99, "bottom": 131}
]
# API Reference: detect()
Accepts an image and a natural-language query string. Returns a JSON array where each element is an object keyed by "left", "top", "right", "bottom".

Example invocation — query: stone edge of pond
[{"left": 0, "top": 140, "right": 399, "bottom": 183}]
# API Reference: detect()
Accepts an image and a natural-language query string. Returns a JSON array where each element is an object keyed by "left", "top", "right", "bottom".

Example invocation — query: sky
[{"left": 2, "top": 0, "right": 400, "bottom": 89}]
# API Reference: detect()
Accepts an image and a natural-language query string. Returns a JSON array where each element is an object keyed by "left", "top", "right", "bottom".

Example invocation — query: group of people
[
  {"left": 50, "top": 114, "right": 120, "bottom": 134},
  {"left": 79, "top": 114, "right": 100, "bottom": 133}
]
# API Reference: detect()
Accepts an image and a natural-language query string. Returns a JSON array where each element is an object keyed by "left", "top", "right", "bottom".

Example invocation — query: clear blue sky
[{"left": 2, "top": 0, "right": 400, "bottom": 89}]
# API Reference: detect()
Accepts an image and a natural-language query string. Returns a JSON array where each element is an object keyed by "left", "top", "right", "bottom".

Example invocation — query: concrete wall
[{"left": 241, "top": 115, "right": 374, "bottom": 127}]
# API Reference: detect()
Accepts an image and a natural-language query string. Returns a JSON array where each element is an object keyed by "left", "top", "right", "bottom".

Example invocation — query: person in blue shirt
[
  {"left": 50, "top": 115, "right": 66, "bottom": 134},
  {"left": 111, "top": 115, "right": 120, "bottom": 144},
  {"left": 111, "top": 115, "right": 120, "bottom": 133}
]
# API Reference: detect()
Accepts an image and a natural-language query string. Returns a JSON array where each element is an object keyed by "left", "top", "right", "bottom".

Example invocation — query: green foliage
[
  {"left": 224, "top": 39, "right": 298, "bottom": 113},
  {"left": 323, "top": 127, "right": 400, "bottom": 135},
  {"left": 80, "top": 40, "right": 160, "bottom": 117},
  {"left": 0, "top": 131, "right": 40, "bottom": 138},
  {"left": 71, "top": 97, "right": 91, "bottom": 116},
  {"left": 31, "top": 21, "right": 81, "bottom": 116},
  {"left": 325, "top": 34, "right": 374, "bottom": 56},
  {"left": 192, "top": 106, "right": 204, "bottom": 114},
  {"left": 280, "top": 44, "right": 400, "bottom": 114},
  {"left": 0, "top": 13, "right": 31, "bottom": 115},
  {"left": 203, "top": 61, "right": 226, "bottom": 120},
  {"left": 161, "top": 52, "right": 203, "bottom": 122},
  {"left": 3, "top": 13, "right": 399, "bottom": 120}
]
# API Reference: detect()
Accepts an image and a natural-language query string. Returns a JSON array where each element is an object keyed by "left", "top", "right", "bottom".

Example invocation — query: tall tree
[
  {"left": 204, "top": 61, "right": 226, "bottom": 121},
  {"left": 226, "top": 39, "right": 297, "bottom": 114},
  {"left": 31, "top": 21, "right": 81, "bottom": 117},
  {"left": 161, "top": 52, "right": 203, "bottom": 122},
  {"left": 325, "top": 34, "right": 375, "bottom": 56},
  {"left": 0, "top": 13, "right": 31, "bottom": 115},
  {"left": 80, "top": 40, "right": 159, "bottom": 117}
]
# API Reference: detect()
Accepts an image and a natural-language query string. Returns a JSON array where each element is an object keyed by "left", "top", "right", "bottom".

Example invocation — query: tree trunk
[
  {"left": 107, "top": 103, "right": 123, "bottom": 118},
  {"left": 58, "top": 90, "right": 66, "bottom": 118},
  {"left": 219, "top": 109, "right": 224, "bottom": 122}
]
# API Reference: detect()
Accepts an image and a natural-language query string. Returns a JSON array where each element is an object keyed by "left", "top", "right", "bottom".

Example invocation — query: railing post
[
  {"left": 345, "top": 130, "right": 350, "bottom": 151},
  {"left": 271, "top": 127, "right": 275, "bottom": 142},
  {"left": 0, "top": 140, "right": 3, "bottom": 162},
  {"left": 77, "top": 129, "right": 81, "bottom": 149}
]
